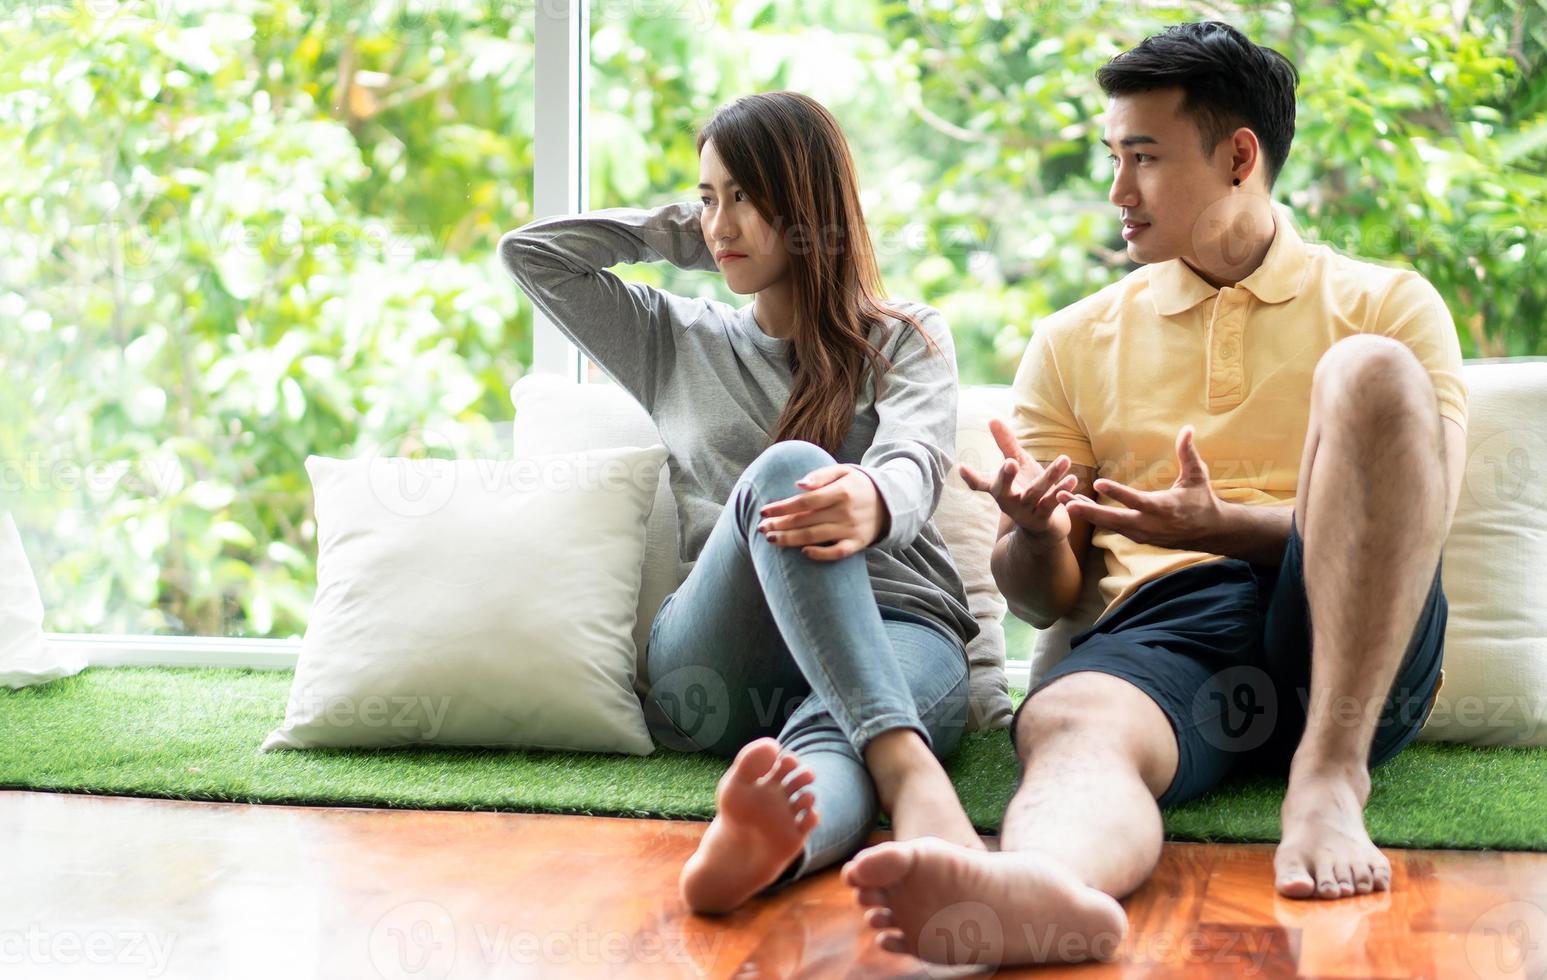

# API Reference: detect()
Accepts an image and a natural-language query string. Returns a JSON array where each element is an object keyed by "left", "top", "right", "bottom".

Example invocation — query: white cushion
[
  {"left": 940, "top": 387, "right": 1015, "bottom": 730},
  {"left": 1420, "top": 359, "right": 1547, "bottom": 745},
  {"left": 0, "top": 512, "right": 84, "bottom": 689},
  {"left": 511, "top": 375, "right": 680, "bottom": 698},
  {"left": 261, "top": 447, "right": 666, "bottom": 755},
  {"left": 510, "top": 375, "right": 1014, "bottom": 729}
]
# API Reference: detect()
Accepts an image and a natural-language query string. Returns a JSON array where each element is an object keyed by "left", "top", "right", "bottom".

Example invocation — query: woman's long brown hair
[{"left": 697, "top": 92, "right": 942, "bottom": 453}]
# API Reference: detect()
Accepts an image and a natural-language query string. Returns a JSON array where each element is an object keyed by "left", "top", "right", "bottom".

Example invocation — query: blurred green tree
[{"left": 2, "top": 0, "right": 1541, "bottom": 643}]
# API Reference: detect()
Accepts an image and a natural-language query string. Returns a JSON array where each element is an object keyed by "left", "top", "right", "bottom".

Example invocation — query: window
[
  {"left": 4, "top": 0, "right": 1539, "bottom": 671},
  {"left": 2, "top": 1, "right": 538, "bottom": 641}
]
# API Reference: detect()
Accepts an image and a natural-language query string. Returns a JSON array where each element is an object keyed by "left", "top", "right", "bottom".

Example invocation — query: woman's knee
[{"left": 738, "top": 440, "right": 836, "bottom": 497}]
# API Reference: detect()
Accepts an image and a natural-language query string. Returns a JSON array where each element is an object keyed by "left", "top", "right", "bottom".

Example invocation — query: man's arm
[
  {"left": 991, "top": 462, "right": 1096, "bottom": 629},
  {"left": 1440, "top": 416, "right": 1466, "bottom": 533},
  {"left": 1195, "top": 502, "right": 1293, "bottom": 565},
  {"left": 1079, "top": 415, "right": 1467, "bottom": 566}
]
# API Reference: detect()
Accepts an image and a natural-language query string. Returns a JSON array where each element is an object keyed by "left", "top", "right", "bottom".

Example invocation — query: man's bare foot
[
  {"left": 679, "top": 737, "right": 819, "bottom": 914},
  {"left": 887, "top": 764, "right": 987, "bottom": 852},
  {"left": 1274, "top": 759, "right": 1389, "bottom": 899},
  {"left": 842, "top": 837, "right": 1127, "bottom": 967}
]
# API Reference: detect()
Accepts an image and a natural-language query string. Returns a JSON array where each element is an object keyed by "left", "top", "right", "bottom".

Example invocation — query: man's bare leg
[
  {"left": 1275, "top": 334, "right": 1449, "bottom": 899},
  {"left": 843, "top": 673, "right": 1172, "bottom": 966}
]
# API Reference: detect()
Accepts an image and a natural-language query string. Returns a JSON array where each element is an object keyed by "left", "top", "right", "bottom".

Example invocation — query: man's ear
[{"left": 1229, "top": 126, "right": 1261, "bottom": 185}]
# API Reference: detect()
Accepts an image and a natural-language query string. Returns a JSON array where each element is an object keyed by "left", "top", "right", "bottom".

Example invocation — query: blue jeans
[{"left": 644, "top": 440, "right": 971, "bottom": 891}]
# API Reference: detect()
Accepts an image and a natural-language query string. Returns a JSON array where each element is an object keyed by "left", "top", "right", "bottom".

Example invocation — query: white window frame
[
  {"left": 53, "top": 0, "right": 1037, "bottom": 689},
  {"left": 530, "top": 0, "right": 587, "bottom": 382}
]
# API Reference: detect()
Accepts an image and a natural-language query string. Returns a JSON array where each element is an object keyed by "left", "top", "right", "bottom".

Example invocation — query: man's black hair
[{"left": 1097, "top": 21, "right": 1299, "bottom": 187}]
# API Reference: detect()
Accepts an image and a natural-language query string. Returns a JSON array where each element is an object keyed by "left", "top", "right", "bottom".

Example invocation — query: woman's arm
[
  {"left": 498, "top": 203, "right": 718, "bottom": 407},
  {"left": 751, "top": 307, "right": 960, "bottom": 560},
  {"left": 856, "top": 306, "right": 960, "bottom": 551}
]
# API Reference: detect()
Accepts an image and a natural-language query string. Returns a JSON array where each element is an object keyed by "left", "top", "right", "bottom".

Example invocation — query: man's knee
[
  {"left": 739, "top": 439, "right": 835, "bottom": 497},
  {"left": 1016, "top": 672, "right": 1178, "bottom": 798},
  {"left": 1311, "top": 335, "right": 1437, "bottom": 431}
]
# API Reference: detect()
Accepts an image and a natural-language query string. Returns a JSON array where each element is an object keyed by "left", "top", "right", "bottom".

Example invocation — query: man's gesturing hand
[
  {"left": 958, "top": 418, "right": 1079, "bottom": 542},
  {"left": 1056, "top": 425, "right": 1222, "bottom": 551}
]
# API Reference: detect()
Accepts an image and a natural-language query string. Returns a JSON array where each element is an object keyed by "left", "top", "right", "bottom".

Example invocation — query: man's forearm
[
  {"left": 1195, "top": 501, "right": 1294, "bottom": 565},
  {"left": 992, "top": 526, "right": 1083, "bottom": 629}
]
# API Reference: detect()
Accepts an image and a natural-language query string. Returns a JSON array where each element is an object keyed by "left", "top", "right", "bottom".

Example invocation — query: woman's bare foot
[
  {"left": 1274, "top": 759, "right": 1390, "bottom": 899},
  {"left": 679, "top": 737, "right": 819, "bottom": 914},
  {"left": 887, "top": 764, "right": 987, "bottom": 852},
  {"left": 842, "top": 837, "right": 1127, "bottom": 966}
]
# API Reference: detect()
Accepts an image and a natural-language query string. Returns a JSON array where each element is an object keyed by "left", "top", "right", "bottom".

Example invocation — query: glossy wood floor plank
[{"left": 3, "top": 791, "right": 1544, "bottom": 979}]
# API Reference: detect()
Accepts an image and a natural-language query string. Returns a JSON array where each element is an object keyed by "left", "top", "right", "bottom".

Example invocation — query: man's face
[{"left": 1102, "top": 88, "right": 1241, "bottom": 268}]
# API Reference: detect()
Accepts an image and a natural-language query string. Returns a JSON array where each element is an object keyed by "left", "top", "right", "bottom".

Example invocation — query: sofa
[{"left": 512, "top": 357, "right": 1547, "bottom": 749}]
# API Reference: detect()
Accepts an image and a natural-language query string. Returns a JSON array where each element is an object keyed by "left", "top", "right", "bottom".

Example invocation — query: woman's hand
[{"left": 756, "top": 464, "right": 887, "bottom": 561}]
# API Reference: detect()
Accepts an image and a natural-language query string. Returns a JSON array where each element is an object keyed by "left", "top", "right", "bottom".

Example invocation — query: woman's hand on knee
[{"left": 756, "top": 464, "right": 888, "bottom": 560}]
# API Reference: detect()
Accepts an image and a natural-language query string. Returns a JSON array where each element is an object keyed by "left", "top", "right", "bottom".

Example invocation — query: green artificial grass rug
[{"left": 2, "top": 667, "right": 1543, "bottom": 851}]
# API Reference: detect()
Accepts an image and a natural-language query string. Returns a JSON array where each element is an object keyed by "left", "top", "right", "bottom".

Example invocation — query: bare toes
[
  {"left": 731, "top": 738, "right": 781, "bottom": 778},
  {"left": 856, "top": 887, "right": 889, "bottom": 908},
  {"left": 1316, "top": 872, "right": 1340, "bottom": 899},
  {"left": 875, "top": 929, "right": 905, "bottom": 954},
  {"left": 783, "top": 767, "right": 815, "bottom": 793},
  {"left": 1352, "top": 865, "right": 1374, "bottom": 894},
  {"left": 865, "top": 908, "right": 894, "bottom": 930},
  {"left": 1275, "top": 857, "right": 1315, "bottom": 899},
  {"left": 1333, "top": 862, "right": 1355, "bottom": 897},
  {"left": 769, "top": 753, "right": 800, "bottom": 780}
]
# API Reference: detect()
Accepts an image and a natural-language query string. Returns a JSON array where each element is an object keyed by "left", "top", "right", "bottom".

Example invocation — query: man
[{"left": 841, "top": 21, "right": 1467, "bottom": 967}]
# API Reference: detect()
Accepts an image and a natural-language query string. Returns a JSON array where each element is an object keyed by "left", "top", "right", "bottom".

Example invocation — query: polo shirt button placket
[{"left": 1209, "top": 291, "right": 1247, "bottom": 411}]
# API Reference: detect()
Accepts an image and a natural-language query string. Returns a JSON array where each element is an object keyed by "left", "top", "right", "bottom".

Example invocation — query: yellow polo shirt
[{"left": 1011, "top": 205, "right": 1468, "bottom": 622}]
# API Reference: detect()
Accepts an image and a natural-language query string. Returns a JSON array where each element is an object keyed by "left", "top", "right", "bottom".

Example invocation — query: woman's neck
[{"left": 752, "top": 282, "right": 796, "bottom": 340}]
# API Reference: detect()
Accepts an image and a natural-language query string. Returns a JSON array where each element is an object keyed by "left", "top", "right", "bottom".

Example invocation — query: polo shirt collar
[{"left": 1149, "top": 203, "right": 1311, "bottom": 316}]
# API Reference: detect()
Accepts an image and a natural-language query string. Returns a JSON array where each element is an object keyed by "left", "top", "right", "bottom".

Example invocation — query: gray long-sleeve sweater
[{"left": 498, "top": 202, "right": 978, "bottom": 648}]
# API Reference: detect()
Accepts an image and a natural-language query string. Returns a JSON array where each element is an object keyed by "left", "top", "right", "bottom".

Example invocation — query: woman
[{"left": 500, "top": 91, "right": 983, "bottom": 913}]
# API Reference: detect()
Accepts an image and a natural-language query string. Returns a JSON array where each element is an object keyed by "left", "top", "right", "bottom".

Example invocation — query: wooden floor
[{"left": 4, "top": 791, "right": 1545, "bottom": 979}]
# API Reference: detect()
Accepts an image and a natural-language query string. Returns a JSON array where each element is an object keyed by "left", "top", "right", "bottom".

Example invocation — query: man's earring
[{"left": 1232, "top": 177, "right": 1242, "bottom": 186}]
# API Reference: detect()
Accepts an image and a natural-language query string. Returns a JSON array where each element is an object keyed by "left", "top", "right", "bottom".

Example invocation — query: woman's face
[{"left": 698, "top": 139, "right": 790, "bottom": 295}]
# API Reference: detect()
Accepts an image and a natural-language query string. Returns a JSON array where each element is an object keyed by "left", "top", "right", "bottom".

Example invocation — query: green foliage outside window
[{"left": 1, "top": 0, "right": 1541, "bottom": 640}]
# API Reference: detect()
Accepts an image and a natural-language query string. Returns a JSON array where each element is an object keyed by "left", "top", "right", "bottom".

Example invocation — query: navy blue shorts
[{"left": 1009, "top": 517, "right": 1447, "bottom": 808}]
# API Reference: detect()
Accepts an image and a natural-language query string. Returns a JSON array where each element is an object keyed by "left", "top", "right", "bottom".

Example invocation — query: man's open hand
[
  {"left": 1057, "top": 425, "right": 1223, "bottom": 550},
  {"left": 958, "top": 418, "right": 1079, "bottom": 543}
]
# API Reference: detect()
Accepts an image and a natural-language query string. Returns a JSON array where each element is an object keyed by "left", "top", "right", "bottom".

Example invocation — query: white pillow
[
  {"left": 510, "top": 374, "right": 680, "bottom": 699},
  {"left": 0, "top": 512, "right": 85, "bottom": 689},
  {"left": 939, "top": 386, "right": 1015, "bottom": 730},
  {"left": 261, "top": 446, "right": 667, "bottom": 755},
  {"left": 1420, "top": 359, "right": 1547, "bottom": 745}
]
